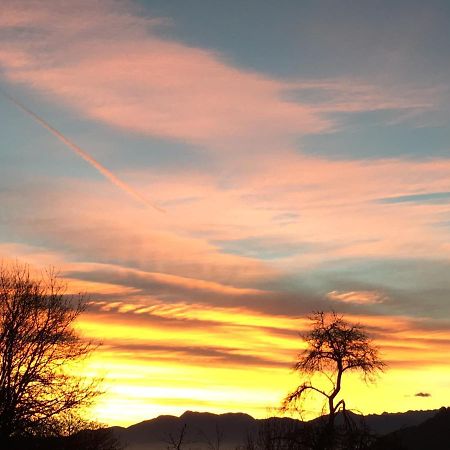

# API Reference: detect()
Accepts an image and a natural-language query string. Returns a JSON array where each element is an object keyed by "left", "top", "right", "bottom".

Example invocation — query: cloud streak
[{"left": 2, "top": 90, "right": 164, "bottom": 212}]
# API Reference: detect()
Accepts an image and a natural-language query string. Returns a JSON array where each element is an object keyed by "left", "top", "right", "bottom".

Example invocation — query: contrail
[{"left": 2, "top": 91, "right": 165, "bottom": 213}]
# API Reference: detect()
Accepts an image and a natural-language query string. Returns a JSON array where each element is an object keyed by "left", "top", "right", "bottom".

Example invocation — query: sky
[{"left": 1, "top": 0, "right": 450, "bottom": 426}]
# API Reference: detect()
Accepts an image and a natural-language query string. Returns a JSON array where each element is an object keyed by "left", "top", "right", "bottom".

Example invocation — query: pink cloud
[
  {"left": 131, "top": 154, "right": 450, "bottom": 265},
  {"left": 3, "top": 151, "right": 450, "bottom": 282},
  {"left": 327, "top": 290, "right": 386, "bottom": 305},
  {"left": 0, "top": 177, "right": 278, "bottom": 287},
  {"left": 0, "top": 0, "right": 329, "bottom": 150},
  {"left": 0, "top": 0, "right": 433, "bottom": 152}
]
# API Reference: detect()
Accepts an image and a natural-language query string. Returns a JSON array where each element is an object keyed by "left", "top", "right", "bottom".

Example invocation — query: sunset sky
[{"left": 1, "top": 0, "right": 450, "bottom": 426}]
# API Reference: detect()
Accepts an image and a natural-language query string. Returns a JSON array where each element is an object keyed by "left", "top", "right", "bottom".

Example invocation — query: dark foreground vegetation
[
  {"left": 7, "top": 425, "right": 121, "bottom": 450},
  {"left": 0, "top": 264, "right": 120, "bottom": 449},
  {"left": 244, "top": 409, "right": 450, "bottom": 450},
  {"left": 91, "top": 408, "right": 449, "bottom": 450}
]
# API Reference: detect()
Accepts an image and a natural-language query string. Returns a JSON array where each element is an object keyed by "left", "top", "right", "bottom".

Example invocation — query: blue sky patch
[{"left": 378, "top": 191, "right": 450, "bottom": 204}]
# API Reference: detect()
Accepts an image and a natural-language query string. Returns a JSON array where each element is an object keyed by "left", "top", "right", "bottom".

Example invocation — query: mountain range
[{"left": 105, "top": 408, "right": 449, "bottom": 450}]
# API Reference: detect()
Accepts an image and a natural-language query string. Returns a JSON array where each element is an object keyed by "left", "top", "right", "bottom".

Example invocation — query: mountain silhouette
[
  {"left": 112, "top": 411, "right": 259, "bottom": 450},
  {"left": 105, "top": 408, "right": 444, "bottom": 450},
  {"left": 374, "top": 407, "right": 450, "bottom": 450}
]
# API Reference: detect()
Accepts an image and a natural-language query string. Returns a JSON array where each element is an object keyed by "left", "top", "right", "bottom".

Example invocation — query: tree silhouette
[
  {"left": 0, "top": 263, "right": 101, "bottom": 447},
  {"left": 165, "top": 423, "right": 190, "bottom": 450},
  {"left": 282, "top": 311, "right": 385, "bottom": 449}
]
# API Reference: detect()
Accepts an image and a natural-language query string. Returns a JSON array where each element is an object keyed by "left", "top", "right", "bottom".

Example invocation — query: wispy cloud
[
  {"left": 0, "top": 0, "right": 327, "bottom": 151},
  {"left": 0, "top": 0, "right": 435, "bottom": 155},
  {"left": 327, "top": 290, "right": 386, "bottom": 305}
]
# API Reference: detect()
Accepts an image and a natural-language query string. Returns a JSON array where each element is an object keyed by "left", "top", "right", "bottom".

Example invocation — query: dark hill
[
  {"left": 107, "top": 408, "right": 444, "bottom": 450},
  {"left": 376, "top": 407, "right": 450, "bottom": 450},
  {"left": 326, "top": 409, "right": 436, "bottom": 435},
  {"left": 114, "top": 411, "right": 260, "bottom": 450}
]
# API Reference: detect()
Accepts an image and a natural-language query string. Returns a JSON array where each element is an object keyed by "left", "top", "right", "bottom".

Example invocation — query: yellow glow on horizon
[{"left": 73, "top": 305, "right": 450, "bottom": 426}]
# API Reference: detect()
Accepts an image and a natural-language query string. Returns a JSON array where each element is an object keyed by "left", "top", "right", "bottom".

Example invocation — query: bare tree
[
  {"left": 282, "top": 311, "right": 385, "bottom": 449},
  {"left": 0, "top": 263, "right": 100, "bottom": 446},
  {"left": 165, "top": 423, "right": 190, "bottom": 450},
  {"left": 200, "top": 423, "right": 224, "bottom": 450}
]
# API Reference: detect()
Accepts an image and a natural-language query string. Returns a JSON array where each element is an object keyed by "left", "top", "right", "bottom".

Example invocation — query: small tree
[
  {"left": 0, "top": 263, "right": 100, "bottom": 446},
  {"left": 282, "top": 311, "right": 385, "bottom": 449}
]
